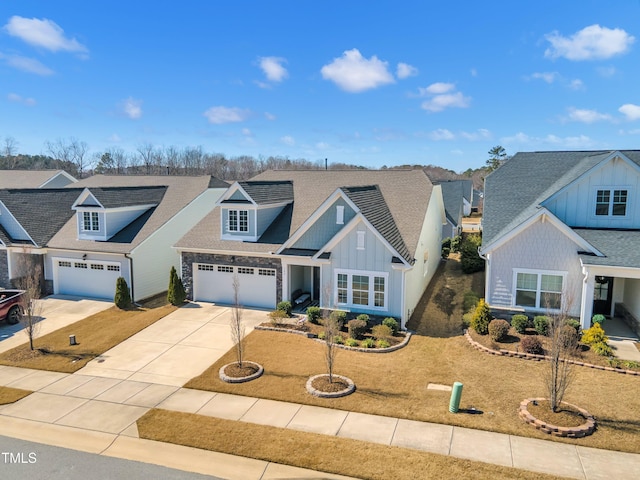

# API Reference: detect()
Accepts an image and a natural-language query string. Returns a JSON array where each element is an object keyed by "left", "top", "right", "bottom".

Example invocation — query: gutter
[{"left": 125, "top": 253, "right": 135, "bottom": 303}]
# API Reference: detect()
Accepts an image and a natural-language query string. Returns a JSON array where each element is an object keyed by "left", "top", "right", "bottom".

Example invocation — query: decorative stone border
[
  {"left": 254, "top": 324, "right": 316, "bottom": 338},
  {"left": 306, "top": 374, "right": 355, "bottom": 398},
  {"left": 219, "top": 361, "right": 264, "bottom": 383},
  {"left": 519, "top": 398, "right": 596, "bottom": 438},
  {"left": 464, "top": 330, "right": 640, "bottom": 376}
]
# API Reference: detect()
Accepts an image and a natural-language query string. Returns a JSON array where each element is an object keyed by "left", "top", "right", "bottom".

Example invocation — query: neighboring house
[
  {"left": 437, "top": 181, "right": 465, "bottom": 239},
  {"left": 0, "top": 188, "right": 84, "bottom": 289},
  {"left": 0, "top": 169, "right": 77, "bottom": 189},
  {"left": 42, "top": 175, "right": 228, "bottom": 301},
  {"left": 472, "top": 188, "right": 483, "bottom": 214},
  {"left": 480, "top": 150, "right": 640, "bottom": 329},
  {"left": 176, "top": 170, "right": 445, "bottom": 329},
  {"left": 460, "top": 179, "right": 473, "bottom": 216}
]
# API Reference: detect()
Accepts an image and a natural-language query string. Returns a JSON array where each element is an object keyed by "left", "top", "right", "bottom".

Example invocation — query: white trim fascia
[
  {"left": 215, "top": 182, "right": 256, "bottom": 206},
  {"left": 38, "top": 170, "right": 78, "bottom": 188},
  {"left": 579, "top": 259, "right": 640, "bottom": 279},
  {"left": 314, "top": 214, "right": 412, "bottom": 267},
  {"left": 480, "top": 208, "right": 602, "bottom": 256},
  {"left": 7, "top": 245, "right": 47, "bottom": 255},
  {"left": 277, "top": 188, "right": 360, "bottom": 253},
  {"left": 72, "top": 189, "right": 104, "bottom": 209},
  {"left": 0, "top": 200, "right": 36, "bottom": 246},
  {"left": 541, "top": 151, "right": 640, "bottom": 206},
  {"left": 175, "top": 246, "right": 276, "bottom": 257}
]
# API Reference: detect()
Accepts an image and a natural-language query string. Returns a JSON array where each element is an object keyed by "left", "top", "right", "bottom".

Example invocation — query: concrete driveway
[
  {"left": 76, "top": 302, "right": 268, "bottom": 386},
  {"left": 0, "top": 295, "right": 113, "bottom": 354}
]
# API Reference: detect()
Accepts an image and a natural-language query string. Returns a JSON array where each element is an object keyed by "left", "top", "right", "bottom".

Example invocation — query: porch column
[
  {"left": 580, "top": 268, "right": 594, "bottom": 330},
  {"left": 281, "top": 262, "right": 289, "bottom": 303}
]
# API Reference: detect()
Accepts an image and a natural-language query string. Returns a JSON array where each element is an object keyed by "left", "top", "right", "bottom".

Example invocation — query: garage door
[
  {"left": 193, "top": 264, "right": 276, "bottom": 309},
  {"left": 54, "top": 259, "right": 123, "bottom": 299}
]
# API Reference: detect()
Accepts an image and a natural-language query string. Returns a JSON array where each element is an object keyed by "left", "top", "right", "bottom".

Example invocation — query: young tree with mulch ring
[{"left": 15, "top": 254, "right": 43, "bottom": 351}]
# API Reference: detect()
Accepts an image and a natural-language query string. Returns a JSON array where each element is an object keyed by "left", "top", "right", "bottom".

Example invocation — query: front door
[{"left": 593, "top": 276, "right": 613, "bottom": 316}]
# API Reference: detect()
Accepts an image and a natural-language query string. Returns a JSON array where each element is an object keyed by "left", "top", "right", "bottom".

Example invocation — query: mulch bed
[
  {"left": 527, "top": 400, "right": 586, "bottom": 428},
  {"left": 311, "top": 375, "right": 350, "bottom": 393},
  {"left": 223, "top": 363, "right": 260, "bottom": 378}
]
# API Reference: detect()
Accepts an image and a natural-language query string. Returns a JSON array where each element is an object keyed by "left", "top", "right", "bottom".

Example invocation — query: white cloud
[
  {"left": 568, "top": 79, "right": 585, "bottom": 90},
  {"left": 544, "top": 24, "right": 634, "bottom": 61},
  {"left": 203, "top": 106, "right": 250, "bottom": 124},
  {"left": 422, "top": 92, "right": 470, "bottom": 112},
  {"left": 396, "top": 62, "right": 418, "bottom": 79},
  {"left": 502, "top": 132, "right": 594, "bottom": 148},
  {"left": 258, "top": 56, "right": 288, "bottom": 82},
  {"left": 7, "top": 92, "right": 36, "bottom": 106},
  {"left": 470, "top": 68, "right": 478, "bottom": 77},
  {"left": 4, "top": 16, "right": 88, "bottom": 55},
  {"left": 597, "top": 66, "right": 616, "bottom": 77},
  {"left": 264, "top": 112, "right": 276, "bottom": 121},
  {"left": 241, "top": 128, "right": 253, "bottom": 137},
  {"left": 420, "top": 82, "right": 455, "bottom": 95},
  {"left": 460, "top": 128, "right": 491, "bottom": 140},
  {"left": 280, "top": 135, "right": 295, "bottom": 146},
  {"left": 619, "top": 104, "right": 640, "bottom": 121},
  {"left": 108, "top": 134, "right": 121, "bottom": 143},
  {"left": 451, "top": 149, "right": 464, "bottom": 155},
  {"left": 316, "top": 141, "right": 330, "bottom": 150},
  {"left": 428, "top": 129, "right": 455, "bottom": 141},
  {"left": 529, "top": 72, "right": 559, "bottom": 83},
  {"left": 321, "top": 48, "right": 394, "bottom": 92},
  {"left": 566, "top": 107, "right": 612, "bottom": 123},
  {"left": 0, "top": 53, "right": 54, "bottom": 75},
  {"left": 120, "top": 97, "right": 142, "bottom": 119}
]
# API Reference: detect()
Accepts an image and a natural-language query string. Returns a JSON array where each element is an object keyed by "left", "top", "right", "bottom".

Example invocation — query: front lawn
[
  {"left": 0, "top": 386, "right": 32, "bottom": 404},
  {"left": 0, "top": 298, "right": 177, "bottom": 373}
]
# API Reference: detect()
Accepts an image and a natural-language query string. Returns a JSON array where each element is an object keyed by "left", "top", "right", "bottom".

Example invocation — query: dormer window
[
  {"left": 595, "top": 189, "right": 627, "bottom": 216},
  {"left": 228, "top": 209, "right": 248, "bottom": 232},
  {"left": 82, "top": 212, "right": 100, "bottom": 231}
]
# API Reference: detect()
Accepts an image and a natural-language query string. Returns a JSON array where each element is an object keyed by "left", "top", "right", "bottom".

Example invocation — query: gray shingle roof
[
  {"left": 575, "top": 229, "right": 640, "bottom": 268},
  {"left": 177, "top": 169, "right": 433, "bottom": 262},
  {"left": 0, "top": 188, "right": 85, "bottom": 246},
  {"left": 238, "top": 181, "right": 293, "bottom": 205},
  {"left": 47, "top": 175, "right": 226, "bottom": 253},
  {"left": 436, "top": 181, "right": 464, "bottom": 226},
  {"left": 0, "top": 170, "right": 75, "bottom": 189},
  {"left": 482, "top": 150, "right": 640, "bottom": 247},
  {"left": 77, "top": 186, "right": 166, "bottom": 208}
]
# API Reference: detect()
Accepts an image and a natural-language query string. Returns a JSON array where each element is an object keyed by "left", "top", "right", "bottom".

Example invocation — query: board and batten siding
[
  {"left": 542, "top": 156, "right": 640, "bottom": 229},
  {"left": 131, "top": 188, "right": 226, "bottom": 301},
  {"left": 623, "top": 278, "right": 640, "bottom": 322},
  {"left": 292, "top": 198, "right": 356, "bottom": 250},
  {"left": 488, "top": 218, "right": 582, "bottom": 316}
]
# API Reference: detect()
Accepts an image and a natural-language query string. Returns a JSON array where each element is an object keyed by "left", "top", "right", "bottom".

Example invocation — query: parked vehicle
[{"left": 0, "top": 290, "right": 25, "bottom": 325}]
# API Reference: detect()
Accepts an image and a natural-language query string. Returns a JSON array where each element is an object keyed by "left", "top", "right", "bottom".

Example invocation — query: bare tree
[
  {"left": 230, "top": 274, "right": 246, "bottom": 367},
  {"left": 323, "top": 313, "right": 340, "bottom": 383},
  {"left": 137, "top": 142, "right": 155, "bottom": 175},
  {"left": 69, "top": 138, "right": 89, "bottom": 177},
  {"left": 14, "top": 253, "right": 44, "bottom": 351},
  {"left": 3, "top": 136, "right": 19, "bottom": 168}
]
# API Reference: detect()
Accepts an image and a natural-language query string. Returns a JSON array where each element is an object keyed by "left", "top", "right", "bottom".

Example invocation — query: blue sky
[{"left": 1, "top": 1, "right": 639, "bottom": 172}]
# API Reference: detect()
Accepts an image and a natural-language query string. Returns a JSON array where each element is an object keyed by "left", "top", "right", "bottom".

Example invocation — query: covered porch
[{"left": 280, "top": 251, "right": 326, "bottom": 313}]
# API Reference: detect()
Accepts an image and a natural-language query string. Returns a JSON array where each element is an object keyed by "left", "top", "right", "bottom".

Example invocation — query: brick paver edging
[
  {"left": 219, "top": 361, "right": 264, "bottom": 383},
  {"left": 255, "top": 324, "right": 316, "bottom": 338},
  {"left": 518, "top": 398, "right": 596, "bottom": 438},
  {"left": 464, "top": 330, "right": 640, "bottom": 376},
  {"left": 306, "top": 374, "right": 356, "bottom": 398}
]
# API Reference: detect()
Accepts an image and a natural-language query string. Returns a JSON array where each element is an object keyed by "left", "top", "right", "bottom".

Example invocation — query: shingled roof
[
  {"left": 0, "top": 170, "right": 76, "bottom": 189},
  {"left": 0, "top": 188, "right": 84, "bottom": 246},
  {"left": 482, "top": 150, "right": 640, "bottom": 247},
  {"left": 575, "top": 228, "right": 640, "bottom": 269},
  {"left": 176, "top": 169, "right": 433, "bottom": 262},
  {"left": 76, "top": 186, "right": 167, "bottom": 208},
  {"left": 436, "top": 181, "right": 464, "bottom": 226},
  {"left": 237, "top": 181, "right": 293, "bottom": 205}
]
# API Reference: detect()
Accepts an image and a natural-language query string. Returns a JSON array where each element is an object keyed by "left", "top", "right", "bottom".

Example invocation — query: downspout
[
  {"left": 478, "top": 247, "right": 490, "bottom": 304},
  {"left": 125, "top": 253, "right": 135, "bottom": 304}
]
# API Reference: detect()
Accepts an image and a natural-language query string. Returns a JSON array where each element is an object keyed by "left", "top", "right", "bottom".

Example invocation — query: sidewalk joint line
[
  {"left": 575, "top": 445, "right": 588, "bottom": 480},
  {"left": 508, "top": 435, "right": 514, "bottom": 467},
  {"left": 447, "top": 426, "right": 455, "bottom": 456},
  {"left": 389, "top": 417, "right": 400, "bottom": 446}
]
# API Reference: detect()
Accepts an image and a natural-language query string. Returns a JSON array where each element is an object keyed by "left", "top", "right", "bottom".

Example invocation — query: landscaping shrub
[
  {"left": 533, "top": 316, "right": 550, "bottom": 336},
  {"left": 488, "top": 319, "right": 510, "bottom": 342},
  {"left": 345, "top": 338, "right": 359, "bottom": 347},
  {"left": 463, "top": 291, "right": 479, "bottom": 313},
  {"left": 460, "top": 234, "right": 484, "bottom": 273},
  {"left": 559, "top": 324, "right": 579, "bottom": 350},
  {"left": 592, "top": 341, "right": 613, "bottom": 356},
  {"left": 451, "top": 234, "right": 463, "bottom": 253},
  {"left": 167, "top": 266, "right": 186, "bottom": 306},
  {"left": 520, "top": 335, "right": 543, "bottom": 355},
  {"left": 581, "top": 323, "right": 608, "bottom": 345},
  {"left": 268, "top": 309, "right": 288, "bottom": 325},
  {"left": 462, "top": 312, "right": 473, "bottom": 328},
  {"left": 592, "top": 314, "right": 606, "bottom": 325},
  {"left": 356, "top": 313, "right": 370, "bottom": 324},
  {"left": 360, "top": 338, "right": 375, "bottom": 348},
  {"left": 564, "top": 318, "right": 581, "bottom": 335},
  {"left": 329, "top": 310, "right": 347, "bottom": 329},
  {"left": 114, "top": 277, "right": 131, "bottom": 309},
  {"left": 382, "top": 317, "right": 399, "bottom": 334},
  {"left": 470, "top": 299, "right": 492, "bottom": 335},
  {"left": 511, "top": 314, "right": 530, "bottom": 334},
  {"left": 333, "top": 335, "right": 344, "bottom": 345},
  {"left": 441, "top": 238, "right": 451, "bottom": 259},
  {"left": 371, "top": 324, "right": 393, "bottom": 340},
  {"left": 318, "top": 331, "right": 326, "bottom": 340},
  {"left": 376, "top": 339, "right": 391, "bottom": 348},
  {"left": 347, "top": 319, "right": 368, "bottom": 339},
  {"left": 276, "top": 301, "right": 292, "bottom": 317},
  {"left": 306, "top": 306, "right": 321, "bottom": 324}
]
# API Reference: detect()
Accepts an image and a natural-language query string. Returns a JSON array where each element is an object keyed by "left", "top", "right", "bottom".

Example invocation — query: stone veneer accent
[
  {"left": 181, "top": 252, "right": 282, "bottom": 304},
  {"left": 0, "top": 250, "right": 9, "bottom": 289}
]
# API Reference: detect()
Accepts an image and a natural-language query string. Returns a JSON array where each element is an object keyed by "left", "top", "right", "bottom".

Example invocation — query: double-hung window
[
  {"left": 228, "top": 209, "right": 248, "bottom": 232},
  {"left": 82, "top": 212, "right": 99, "bottom": 231},
  {"left": 595, "top": 189, "right": 628, "bottom": 216},
  {"left": 514, "top": 270, "right": 564, "bottom": 310},
  {"left": 335, "top": 270, "right": 387, "bottom": 309}
]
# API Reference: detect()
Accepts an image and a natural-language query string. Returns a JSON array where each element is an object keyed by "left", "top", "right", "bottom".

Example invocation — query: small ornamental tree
[
  {"left": 230, "top": 274, "right": 246, "bottom": 368},
  {"left": 167, "top": 266, "right": 186, "bottom": 306},
  {"left": 460, "top": 233, "right": 485, "bottom": 273},
  {"left": 114, "top": 276, "right": 131, "bottom": 309},
  {"left": 471, "top": 299, "right": 492, "bottom": 335}
]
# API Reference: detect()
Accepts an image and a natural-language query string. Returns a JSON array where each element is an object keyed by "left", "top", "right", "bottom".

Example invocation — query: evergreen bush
[{"left": 114, "top": 277, "right": 131, "bottom": 309}]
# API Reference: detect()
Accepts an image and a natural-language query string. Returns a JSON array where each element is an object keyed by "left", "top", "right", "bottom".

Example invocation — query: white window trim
[
  {"left": 512, "top": 268, "right": 567, "bottom": 311},
  {"left": 81, "top": 211, "right": 100, "bottom": 232},
  {"left": 334, "top": 268, "right": 388, "bottom": 310},
  {"left": 226, "top": 209, "right": 249, "bottom": 233},
  {"left": 336, "top": 205, "right": 345, "bottom": 225},
  {"left": 592, "top": 186, "right": 630, "bottom": 218}
]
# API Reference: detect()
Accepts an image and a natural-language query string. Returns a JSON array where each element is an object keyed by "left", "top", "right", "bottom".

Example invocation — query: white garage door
[
  {"left": 54, "top": 259, "right": 123, "bottom": 299},
  {"left": 193, "top": 264, "right": 276, "bottom": 309}
]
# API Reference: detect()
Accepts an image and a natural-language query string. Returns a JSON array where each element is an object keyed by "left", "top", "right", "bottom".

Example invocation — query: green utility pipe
[{"left": 449, "top": 382, "right": 463, "bottom": 413}]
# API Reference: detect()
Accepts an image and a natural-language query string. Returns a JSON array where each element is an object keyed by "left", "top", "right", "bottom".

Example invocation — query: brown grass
[
  {"left": 0, "top": 386, "right": 32, "bottom": 405},
  {"left": 0, "top": 301, "right": 177, "bottom": 373},
  {"left": 137, "top": 409, "right": 563, "bottom": 480},
  {"left": 186, "top": 257, "right": 640, "bottom": 454}
]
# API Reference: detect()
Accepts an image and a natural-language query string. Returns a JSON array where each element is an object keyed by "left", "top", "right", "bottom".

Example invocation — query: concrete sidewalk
[{"left": 1, "top": 364, "right": 639, "bottom": 480}]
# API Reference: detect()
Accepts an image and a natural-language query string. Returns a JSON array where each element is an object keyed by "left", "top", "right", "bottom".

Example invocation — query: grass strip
[{"left": 137, "top": 409, "right": 564, "bottom": 480}]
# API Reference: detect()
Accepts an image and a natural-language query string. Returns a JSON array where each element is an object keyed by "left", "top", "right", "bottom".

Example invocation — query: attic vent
[{"left": 336, "top": 205, "right": 344, "bottom": 225}]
